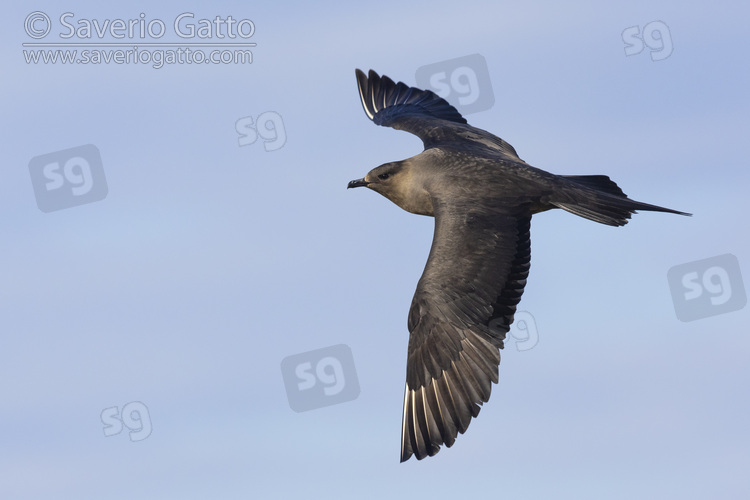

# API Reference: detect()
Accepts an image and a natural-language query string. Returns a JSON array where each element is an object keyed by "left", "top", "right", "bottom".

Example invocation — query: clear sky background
[{"left": 2, "top": 1, "right": 749, "bottom": 499}]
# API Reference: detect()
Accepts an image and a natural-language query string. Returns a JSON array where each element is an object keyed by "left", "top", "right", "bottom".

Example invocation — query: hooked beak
[{"left": 347, "top": 178, "right": 369, "bottom": 189}]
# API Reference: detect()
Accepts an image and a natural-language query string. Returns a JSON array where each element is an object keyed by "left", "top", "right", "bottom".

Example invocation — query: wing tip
[{"left": 354, "top": 68, "right": 467, "bottom": 126}]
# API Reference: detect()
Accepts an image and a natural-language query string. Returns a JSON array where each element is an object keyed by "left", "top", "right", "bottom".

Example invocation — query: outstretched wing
[
  {"left": 355, "top": 68, "right": 466, "bottom": 127},
  {"left": 401, "top": 200, "right": 531, "bottom": 462},
  {"left": 355, "top": 69, "right": 523, "bottom": 161}
]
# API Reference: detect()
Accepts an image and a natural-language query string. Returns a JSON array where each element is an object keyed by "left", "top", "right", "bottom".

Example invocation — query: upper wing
[
  {"left": 401, "top": 199, "right": 531, "bottom": 461},
  {"left": 355, "top": 69, "right": 523, "bottom": 161}
]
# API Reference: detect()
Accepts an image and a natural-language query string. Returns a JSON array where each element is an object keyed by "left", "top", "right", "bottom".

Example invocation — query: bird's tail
[{"left": 552, "top": 175, "right": 691, "bottom": 227}]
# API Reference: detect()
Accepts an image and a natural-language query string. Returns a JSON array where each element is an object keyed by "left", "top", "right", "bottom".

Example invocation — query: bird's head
[
  {"left": 347, "top": 161, "right": 405, "bottom": 194},
  {"left": 348, "top": 160, "right": 433, "bottom": 216}
]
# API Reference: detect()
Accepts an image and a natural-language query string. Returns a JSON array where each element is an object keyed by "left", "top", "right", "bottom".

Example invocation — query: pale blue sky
[{"left": 2, "top": 1, "right": 749, "bottom": 499}]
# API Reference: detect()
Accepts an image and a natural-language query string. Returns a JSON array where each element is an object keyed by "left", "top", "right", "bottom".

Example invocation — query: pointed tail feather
[{"left": 554, "top": 175, "right": 691, "bottom": 227}]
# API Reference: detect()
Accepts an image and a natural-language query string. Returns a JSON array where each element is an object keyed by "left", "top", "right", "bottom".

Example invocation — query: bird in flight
[{"left": 348, "top": 69, "right": 690, "bottom": 462}]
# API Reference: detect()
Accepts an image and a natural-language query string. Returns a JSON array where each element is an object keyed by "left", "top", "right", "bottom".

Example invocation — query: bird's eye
[{"left": 378, "top": 173, "right": 391, "bottom": 180}]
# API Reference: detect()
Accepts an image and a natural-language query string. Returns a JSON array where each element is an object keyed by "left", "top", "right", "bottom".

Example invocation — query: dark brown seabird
[{"left": 347, "top": 69, "right": 690, "bottom": 463}]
